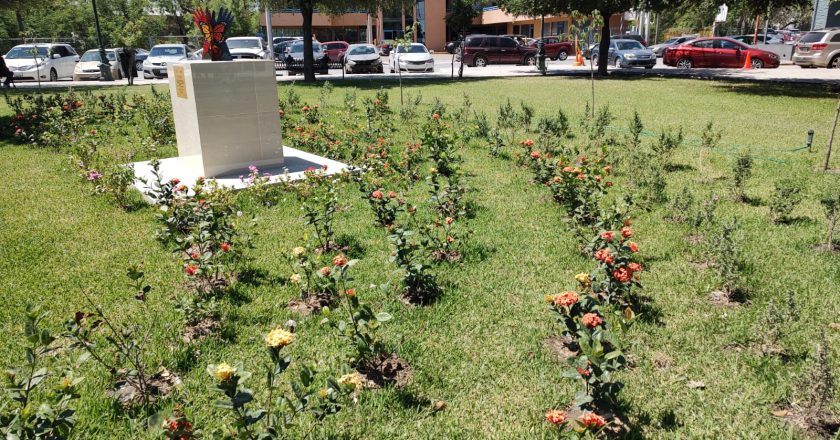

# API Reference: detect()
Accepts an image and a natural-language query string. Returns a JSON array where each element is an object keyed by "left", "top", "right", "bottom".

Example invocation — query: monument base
[{"left": 131, "top": 146, "right": 349, "bottom": 202}]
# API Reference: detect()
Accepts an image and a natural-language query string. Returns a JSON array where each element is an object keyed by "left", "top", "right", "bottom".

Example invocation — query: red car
[
  {"left": 664, "top": 37, "right": 780, "bottom": 69},
  {"left": 322, "top": 41, "right": 349, "bottom": 63},
  {"left": 528, "top": 36, "right": 573, "bottom": 60}
]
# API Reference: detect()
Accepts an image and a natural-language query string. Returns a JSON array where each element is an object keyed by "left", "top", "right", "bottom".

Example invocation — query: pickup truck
[{"left": 528, "top": 36, "right": 574, "bottom": 61}]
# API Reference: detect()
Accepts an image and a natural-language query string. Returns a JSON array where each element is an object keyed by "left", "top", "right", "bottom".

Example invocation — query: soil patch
[
  {"left": 356, "top": 353, "right": 413, "bottom": 389},
  {"left": 564, "top": 406, "right": 629, "bottom": 438},
  {"left": 431, "top": 249, "right": 462, "bottom": 263},
  {"left": 651, "top": 352, "right": 672, "bottom": 370},
  {"left": 182, "top": 316, "right": 221, "bottom": 343},
  {"left": 288, "top": 293, "right": 333, "bottom": 316},
  {"left": 814, "top": 243, "right": 837, "bottom": 253},
  {"left": 401, "top": 285, "right": 441, "bottom": 306},
  {"left": 686, "top": 234, "right": 704, "bottom": 244},
  {"left": 108, "top": 367, "right": 181, "bottom": 407},
  {"left": 771, "top": 403, "right": 840, "bottom": 438},
  {"left": 545, "top": 335, "right": 578, "bottom": 362},
  {"left": 708, "top": 290, "right": 742, "bottom": 307}
]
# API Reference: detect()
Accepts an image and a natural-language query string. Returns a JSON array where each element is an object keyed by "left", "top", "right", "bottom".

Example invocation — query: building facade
[
  {"left": 812, "top": 0, "right": 840, "bottom": 30},
  {"left": 260, "top": 3, "right": 628, "bottom": 52}
]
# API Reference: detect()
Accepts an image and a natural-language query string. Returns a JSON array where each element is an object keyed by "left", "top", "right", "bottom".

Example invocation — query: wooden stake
[{"left": 824, "top": 96, "right": 840, "bottom": 171}]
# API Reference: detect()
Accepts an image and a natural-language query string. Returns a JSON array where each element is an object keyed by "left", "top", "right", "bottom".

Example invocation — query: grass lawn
[{"left": 0, "top": 76, "right": 839, "bottom": 439}]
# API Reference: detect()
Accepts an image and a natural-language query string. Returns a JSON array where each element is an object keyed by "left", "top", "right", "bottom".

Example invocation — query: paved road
[{"left": 7, "top": 54, "right": 839, "bottom": 90}]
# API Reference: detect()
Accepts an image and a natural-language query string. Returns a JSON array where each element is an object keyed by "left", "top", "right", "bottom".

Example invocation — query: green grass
[{"left": 1, "top": 77, "right": 839, "bottom": 438}]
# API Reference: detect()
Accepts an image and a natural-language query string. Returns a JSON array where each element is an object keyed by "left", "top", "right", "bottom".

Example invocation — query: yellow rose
[
  {"left": 318, "top": 388, "right": 329, "bottom": 398},
  {"left": 290, "top": 273, "right": 301, "bottom": 284},
  {"left": 292, "top": 246, "right": 306, "bottom": 257},
  {"left": 265, "top": 328, "right": 295, "bottom": 348},
  {"left": 575, "top": 272, "right": 591, "bottom": 287},
  {"left": 544, "top": 294, "right": 555, "bottom": 304},
  {"left": 338, "top": 372, "right": 363, "bottom": 390},
  {"left": 214, "top": 363, "right": 235, "bottom": 382}
]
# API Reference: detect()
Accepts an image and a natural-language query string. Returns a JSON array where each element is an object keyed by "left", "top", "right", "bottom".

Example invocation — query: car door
[
  {"left": 689, "top": 39, "right": 713, "bottom": 67},
  {"left": 53, "top": 45, "right": 70, "bottom": 78},
  {"left": 714, "top": 39, "right": 742, "bottom": 67},
  {"left": 498, "top": 37, "right": 519, "bottom": 63},
  {"left": 481, "top": 37, "right": 499, "bottom": 64}
]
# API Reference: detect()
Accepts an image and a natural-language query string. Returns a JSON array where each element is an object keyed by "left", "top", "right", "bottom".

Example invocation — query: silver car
[
  {"left": 593, "top": 39, "right": 656, "bottom": 69},
  {"left": 793, "top": 28, "right": 840, "bottom": 68},
  {"left": 649, "top": 36, "right": 696, "bottom": 57}
]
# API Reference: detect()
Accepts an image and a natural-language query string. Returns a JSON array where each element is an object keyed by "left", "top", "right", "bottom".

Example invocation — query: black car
[{"left": 285, "top": 40, "right": 329, "bottom": 75}]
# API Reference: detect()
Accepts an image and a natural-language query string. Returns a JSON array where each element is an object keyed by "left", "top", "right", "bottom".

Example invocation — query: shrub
[
  {"left": 389, "top": 227, "right": 441, "bottom": 304},
  {"left": 288, "top": 244, "right": 337, "bottom": 305},
  {"left": 291, "top": 168, "right": 340, "bottom": 252},
  {"left": 798, "top": 330, "right": 836, "bottom": 420},
  {"left": 0, "top": 305, "right": 82, "bottom": 440},
  {"left": 93, "top": 163, "right": 137, "bottom": 209},
  {"left": 769, "top": 179, "right": 803, "bottom": 224},
  {"left": 588, "top": 226, "right": 643, "bottom": 306},
  {"left": 732, "top": 152, "right": 753, "bottom": 201},
  {"left": 819, "top": 188, "right": 840, "bottom": 251},
  {"left": 652, "top": 127, "right": 683, "bottom": 169},
  {"left": 711, "top": 217, "right": 744, "bottom": 297},
  {"left": 666, "top": 187, "right": 694, "bottom": 223}
]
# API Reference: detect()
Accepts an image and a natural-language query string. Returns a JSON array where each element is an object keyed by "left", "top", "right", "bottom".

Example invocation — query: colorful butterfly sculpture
[{"left": 193, "top": 7, "right": 233, "bottom": 61}]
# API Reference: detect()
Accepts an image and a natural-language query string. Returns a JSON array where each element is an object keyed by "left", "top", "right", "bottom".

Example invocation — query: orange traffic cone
[
  {"left": 742, "top": 51, "right": 752, "bottom": 69},
  {"left": 573, "top": 37, "right": 585, "bottom": 67}
]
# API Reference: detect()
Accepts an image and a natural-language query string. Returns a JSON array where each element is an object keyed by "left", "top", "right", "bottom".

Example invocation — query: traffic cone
[
  {"left": 742, "top": 51, "right": 752, "bottom": 69},
  {"left": 573, "top": 37, "right": 584, "bottom": 67}
]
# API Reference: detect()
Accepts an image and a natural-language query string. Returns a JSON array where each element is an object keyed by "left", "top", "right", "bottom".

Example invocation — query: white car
[
  {"left": 227, "top": 37, "right": 270, "bottom": 60},
  {"left": 4, "top": 43, "right": 79, "bottom": 82},
  {"left": 73, "top": 49, "right": 123, "bottom": 81},
  {"left": 389, "top": 43, "right": 434, "bottom": 73},
  {"left": 142, "top": 44, "right": 195, "bottom": 79}
]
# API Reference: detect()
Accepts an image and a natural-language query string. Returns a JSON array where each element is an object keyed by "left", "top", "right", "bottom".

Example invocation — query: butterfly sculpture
[{"left": 193, "top": 7, "right": 233, "bottom": 61}]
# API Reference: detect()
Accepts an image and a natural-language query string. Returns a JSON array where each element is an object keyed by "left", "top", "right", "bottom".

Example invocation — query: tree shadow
[
  {"left": 631, "top": 292, "right": 665, "bottom": 326},
  {"left": 335, "top": 233, "right": 366, "bottom": 259},
  {"left": 711, "top": 81, "right": 840, "bottom": 98},
  {"left": 659, "top": 408, "right": 682, "bottom": 431}
]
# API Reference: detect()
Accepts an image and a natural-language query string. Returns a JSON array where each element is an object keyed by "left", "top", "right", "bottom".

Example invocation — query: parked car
[
  {"left": 142, "top": 44, "right": 193, "bottom": 79},
  {"left": 273, "top": 36, "right": 302, "bottom": 45},
  {"left": 273, "top": 41, "right": 295, "bottom": 59},
  {"left": 73, "top": 48, "right": 123, "bottom": 81},
  {"left": 457, "top": 34, "right": 538, "bottom": 67},
  {"left": 226, "top": 36, "right": 270, "bottom": 60},
  {"left": 285, "top": 40, "right": 329, "bottom": 75},
  {"left": 378, "top": 40, "right": 394, "bottom": 56},
  {"left": 649, "top": 35, "right": 697, "bottom": 57},
  {"left": 664, "top": 37, "right": 780, "bottom": 69},
  {"left": 343, "top": 43, "right": 383, "bottom": 73},
  {"left": 322, "top": 41, "right": 349, "bottom": 63},
  {"left": 389, "top": 43, "right": 434, "bottom": 73},
  {"left": 612, "top": 33, "right": 647, "bottom": 46},
  {"left": 793, "top": 28, "right": 840, "bottom": 68},
  {"left": 4, "top": 43, "right": 79, "bottom": 82},
  {"left": 502, "top": 34, "right": 530, "bottom": 46},
  {"left": 730, "top": 34, "right": 784, "bottom": 45},
  {"left": 527, "top": 36, "right": 573, "bottom": 60},
  {"left": 592, "top": 39, "right": 656, "bottom": 69},
  {"left": 134, "top": 48, "right": 148, "bottom": 71}
]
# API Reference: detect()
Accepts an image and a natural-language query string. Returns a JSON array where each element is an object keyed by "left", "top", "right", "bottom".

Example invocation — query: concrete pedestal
[{"left": 167, "top": 60, "right": 283, "bottom": 177}]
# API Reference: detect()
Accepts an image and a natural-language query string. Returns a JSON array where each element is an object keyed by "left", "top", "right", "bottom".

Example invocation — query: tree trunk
[
  {"left": 301, "top": 0, "right": 315, "bottom": 82},
  {"left": 598, "top": 12, "right": 611, "bottom": 76},
  {"left": 15, "top": 9, "right": 24, "bottom": 33}
]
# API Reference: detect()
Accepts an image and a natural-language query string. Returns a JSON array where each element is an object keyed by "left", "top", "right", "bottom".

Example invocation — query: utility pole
[{"left": 92, "top": 0, "right": 113, "bottom": 81}]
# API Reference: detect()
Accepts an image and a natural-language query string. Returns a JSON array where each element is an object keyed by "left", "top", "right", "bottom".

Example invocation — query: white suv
[
  {"left": 142, "top": 44, "right": 195, "bottom": 79},
  {"left": 227, "top": 37, "right": 270, "bottom": 60},
  {"left": 4, "top": 43, "right": 79, "bottom": 81}
]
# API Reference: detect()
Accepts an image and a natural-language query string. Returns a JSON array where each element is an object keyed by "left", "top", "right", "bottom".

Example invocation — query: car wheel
[
  {"left": 73, "top": 75, "right": 80, "bottom": 82},
  {"left": 49, "top": 68, "right": 58, "bottom": 82},
  {"left": 525, "top": 55, "right": 536, "bottom": 65},
  {"left": 135, "top": 60, "right": 143, "bottom": 71},
  {"left": 557, "top": 50, "right": 568, "bottom": 61},
  {"left": 474, "top": 55, "right": 488, "bottom": 67},
  {"left": 829, "top": 55, "right": 840, "bottom": 69},
  {"left": 676, "top": 58, "right": 692, "bottom": 69},
  {"left": 750, "top": 58, "right": 764, "bottom": 69},
  {"left": 614, "top": 57, "right": 622, "bottom": 68}
]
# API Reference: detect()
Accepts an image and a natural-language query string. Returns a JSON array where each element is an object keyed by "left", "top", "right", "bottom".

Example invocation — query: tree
[{"left": 445, "top": 0, "right": 481, "bottom": 78}]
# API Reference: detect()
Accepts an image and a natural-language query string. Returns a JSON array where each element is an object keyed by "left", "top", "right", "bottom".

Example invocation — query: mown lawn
[{"left": 0, "top": 76, "right": 838, "bottom": 439}]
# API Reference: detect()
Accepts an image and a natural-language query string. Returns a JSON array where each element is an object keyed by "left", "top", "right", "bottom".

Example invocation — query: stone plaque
[{"left": 173, "top": 65, "right": 187, "bottom": 99}]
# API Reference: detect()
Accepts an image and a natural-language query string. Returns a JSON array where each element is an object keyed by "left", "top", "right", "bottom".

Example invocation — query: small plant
[
  {"left": 666, "top": 187, "right": 695, "bottom": 223},
  {"left": 732, "top": 152, "right": 753, "bottom": 202},
  {"left": 626, "top": 110, "right": 644, "bottom": 151},
  {"left": 652, "top": 127, "right": 683, "bottom": 170},
  {"left": 691, "top": 194, "right": 720, "bottom": 235},
  {"left": 93, "top": 163, "right": 137, "bottom": 209},
  {"left": 241, "top": 164, "right": 278, "bottom": 207},
  {"left": 711, "top": 217, "right": 744, "bottom": 299},
  {"left": 769, "top": 179, "right": 803, "bottom": 224},
  {"left": 291, "top": 168, "right": 340, "bottom": 252},
  {"left": 819, "top": 188, "right": 840, "bottom": 251},
  {"left": 0, "top": 305, "right": 82, "bottom": 440},
  {"left": 699, "top": 120, "right": 722, "bottom": 171},
  {"left": 389, "top": 227, "right": 441, "bottom": 304},
  {"left": 588, "top": 226, "right": 643, "bottom": 307},
  {"left": 798, "top": 330, "right": 836, "bottom": 421}
]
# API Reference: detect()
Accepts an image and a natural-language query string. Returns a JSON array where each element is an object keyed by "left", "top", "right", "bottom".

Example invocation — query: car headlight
[
  {"left": 624, "top": 53, "right": 636, "bottom": 59},
  {"left": 346, "top": 59, "right": 355, "bottom": 65},
  {"left": 23, "top": 64, "right": 38, "bottom": 70},
  {"left": 770, "top": 54, "right": 779, "bottom": 59}
]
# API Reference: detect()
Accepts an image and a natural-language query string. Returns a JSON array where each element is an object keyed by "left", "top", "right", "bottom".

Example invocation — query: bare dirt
[
  {"left": 182, "top": 316, "right": 221, "bottom": 343},
  {"left": 356, "top": 353, "right": 413, "bottom": 389},
  {"left": 545, "top": 335, "right": 578, "bottom": 362}
]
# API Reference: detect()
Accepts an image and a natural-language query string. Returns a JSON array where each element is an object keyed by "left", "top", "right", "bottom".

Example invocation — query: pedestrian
[
  {"left": 0, "top": 54, "right": 13, "bottom": 88},
  {"left": 118, "top": 47, "right": 137, "bottom": 86}
]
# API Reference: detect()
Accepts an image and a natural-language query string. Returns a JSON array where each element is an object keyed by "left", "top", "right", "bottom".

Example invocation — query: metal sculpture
[{"left": 193, "top": 7, "right": 234, "bottom": 61}]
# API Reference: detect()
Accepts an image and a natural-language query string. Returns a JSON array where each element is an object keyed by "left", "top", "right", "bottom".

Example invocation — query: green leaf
[{"left": 374, "top": 312, "right": 392, "bottom": 322}]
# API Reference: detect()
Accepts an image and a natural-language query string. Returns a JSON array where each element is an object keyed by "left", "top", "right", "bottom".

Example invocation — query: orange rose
[
  {"left": 579, "top": 412, "right": 606, "bottom": 429},
  {"left": 545, "top": 409, "right": 567, "bottom": 425},
  {"left": 553, "top": 291, "right": 579, "bottom": 307},
  {"left": 581, "top": 313, "right": 604, "bottom": 329}
]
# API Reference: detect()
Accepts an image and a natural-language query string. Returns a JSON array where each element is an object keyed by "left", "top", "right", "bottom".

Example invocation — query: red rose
[
  {"left": 446, "top": 236, "right": 455, "bottom": 243},
  {"left": 606, "top": 181, "right": 614, "bottom": 187},
  {"left": 345, "top": 288, "right": 355, "bottom": 297},
  {"left": 603, "top": 165, "right": 612, "bottom": 174},
  {"left": 73, "top": 100, "right": 82, "bottom": 108},
  {"left": 562, "top": 166, "right": 574, "bottom": 173},
  {"left": 581, "top": 313, "right": 603, "bottom": 328},
  {"left": 220, "top": 243, "right": 232, "bottom": 252},
  {"left": 552, "top": 176, "right": 561, "bottom": 184},
  {"left": 595, "top": 175, "right": 602, "bottom": 182},
  {"left": 387, "top": 191, "right": 397, "bottom": 199},
  {"left": 62, "top": 105, "right": 69, "bottom": 111},
  {"left": 170, "top": 178, "right": 180, "bottom": 185},
  {"left": 190, "top": 252, "right": 200, "bottom": 260},
  {"left": 594, "top": 248, "right": 613, "bottom": 264},
  {"left": 530, "top": 151, "right": 541, "bottom": 159},
  {"left": 612, "top": 267, "right": 633, "bottom": 283},
  {"left": 445, "top": 217, "right": 454, "bottom": 225},
  {"left": 185, "top": 264, "right": 198, "bottom": 276},
  {"left": 628, "top": 262, "right": 642, "bottom": 273},
  {"left": 332, "top": 254, "right": 348, "bottom": 267},
  {"left": 432, "top": 113, "right": 440, "bottom": 120},
  {"left": 545, "top": 409, "right": 567, "bottom": 425},
  {"left": 553, "top": 291, "right": 579, "bottom": 307},
  {"left": 579, "top": 412, "right": 606, "bottom": 429},
  {"left": 621, "top": 226, "right": 633, "bottom": 238},
  {"left": 579, "top": 155, "right": 587, "bottom": 163},
  {"left": 600, "top": 231, "right": 615, "bottom": 242},
  {"left": 627, "top": 242, "right": 639, "bottom": 253},
  {"left": 577, "top": 367, "right": 591, "bottom": 377},
  {"left": 372, "top": 190, "right": 383, "bottom": 199}
]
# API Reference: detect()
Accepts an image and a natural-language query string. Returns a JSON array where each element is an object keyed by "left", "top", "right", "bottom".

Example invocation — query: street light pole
[{"left": 91, "top": 0, "right": 113, "bottom": 81}]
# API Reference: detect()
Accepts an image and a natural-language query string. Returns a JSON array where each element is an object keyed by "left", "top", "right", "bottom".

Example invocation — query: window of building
[
  {"left": 545, "top": 22, "right": 566, "bottom": 37},
  {"left": 513, "top": 24, "right": 533, "bottom": 38}
]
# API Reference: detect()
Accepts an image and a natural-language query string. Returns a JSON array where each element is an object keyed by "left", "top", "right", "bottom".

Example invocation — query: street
[{"left": 7, "top": 53, "right": 840, "bottom": 89}]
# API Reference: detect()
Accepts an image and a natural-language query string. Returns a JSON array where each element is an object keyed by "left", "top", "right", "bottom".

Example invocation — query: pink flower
[
  {"left": 600, "top": 231, "right": 615, "bottom": 242},
  {"left": 86, "top": 171, "right": 102, "bottom": 181},
  {"left": 621, "top": 226, "right": 633, "bottom": 239},
  {"left": 372, "top": 190, "right": 383, "bottom": 199},
  {"left": 627, "top": 242, "right": 639, "bottom": 253},
  {"left": 581, "top": 313, "right": 603, "bottom": 329}
]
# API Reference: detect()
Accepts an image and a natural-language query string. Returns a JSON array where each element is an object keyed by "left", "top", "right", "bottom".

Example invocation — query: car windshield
[
  {"left": 228, "top": 39, "right": 261, "bottom": 49},
  {"left": 664, "top": 38, "right": 678, "bottom": 44},
  {"left": 150, "top": 46, "right": 185, "bottom": 57},
  {"left": 80, "top": 50, "right": 116, "bottom": 62},
  {"left": 6, "top": 46, "right": 48, "bottom": 59},
  {"left": 396, "top": 44, "right": 427, "bottom": 54},
  {"left": 290, "top": 42, "right": 322, "bottom": 53},
  {"left": 616, "top": 41, "right": 644, "bottom": 50},
  {"left": 348, "top": 45, "right": 375, "bottom": 55},
  {"left": 799, "top": 32, "right": 826, "bottom": 43}
]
